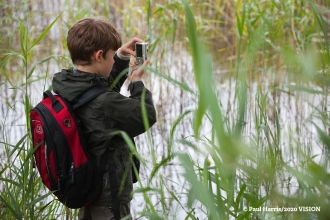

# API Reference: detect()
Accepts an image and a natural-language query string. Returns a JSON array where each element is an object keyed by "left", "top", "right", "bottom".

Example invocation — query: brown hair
[{"left": 67, "top": 18, "right": 122, "bottom": 65}]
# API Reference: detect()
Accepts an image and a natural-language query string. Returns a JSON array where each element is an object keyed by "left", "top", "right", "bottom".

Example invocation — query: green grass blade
[
  {"left": 234, "top": 183, "right": 246, "bottom": 214},
  {"left": 140, "top": 88, "right": 156, "bottom": 166},
  {"left": 7, "top": 187, "right": 23, "bottom": 219},
  {"left": 9, "top": 133, "right": 29, "bottom": 158},
  {"left": 0, "top": 194, "right": 22, "bottom": 219},
  {"left": 29, "top": 11, "right": 64, "bottom": 51},
  {"left": 26, "top": 191, "right": 54, "bottom": 209},
  {"left": 19, "top": 22, "right": 28, "bottom": 58},
  {"left": 146, "top": 66, "right": 195, "bottom": 94},
  {"left": 170, "top": 110, "right": 192, "bottom": 140},
  {"left": 236, "top": 1, "right": 246, "bottom": 38},
  {"left": 0, "top": 53, "right": 27, "bottom": 85},
  {"left": 234, "top": 83, "right": 247, "bottom": 137},
  {"left": 0, "top": 178, "right": 21, "bottom": 188},
  {"left": 148, "top": 155, "right": 173, "bottom": 185},
  {"left": 285, "top": 84, "right": 325, "bottom": 94},
  {"left": 27, "top": 55, "right": 57, "bottom": 78},
  {"left": 314, "top": 124, "right": 330, "bottom": 154},
  {"left": 0, "top": 52, "right": 26, "bottom": 68},
  {"left": 178, "top": 152, "right": 219, "bottom": 219},
  {"left": 108, "top": 67, "right": 129, "bottom": 91},
  {"left": 308, "top": 0, "right": 328, "bottom": 47}
]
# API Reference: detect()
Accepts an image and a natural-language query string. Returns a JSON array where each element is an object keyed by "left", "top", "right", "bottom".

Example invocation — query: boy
[{"left": 52, "top": 17, "right": 157, "bottom": 220}]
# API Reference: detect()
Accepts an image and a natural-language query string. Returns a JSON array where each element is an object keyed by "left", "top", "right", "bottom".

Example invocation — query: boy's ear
[{"left": 94, "top": 50, "right": 103, "bottom": 62}]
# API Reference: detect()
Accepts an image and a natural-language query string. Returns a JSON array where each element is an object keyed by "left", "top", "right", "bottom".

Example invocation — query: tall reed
[{"left": 0, "top": 9, "right": 76, "bottom": 219}]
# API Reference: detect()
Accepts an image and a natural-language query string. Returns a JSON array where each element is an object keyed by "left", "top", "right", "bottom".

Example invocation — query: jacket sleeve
[
  {"left": 108, "top": 53, "right": 130, "bottom": 92},
  {"left": 103, "top": 81, "right": 157, "bottom": 138}
]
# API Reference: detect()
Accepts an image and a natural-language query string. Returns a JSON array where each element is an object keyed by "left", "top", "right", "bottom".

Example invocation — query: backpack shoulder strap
[{"left": 72, "top": 85, "right": 108, "bottom": 110}]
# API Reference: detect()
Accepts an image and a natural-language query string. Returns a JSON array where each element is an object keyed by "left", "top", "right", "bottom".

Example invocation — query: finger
[
  {"left": 124, "top": 49, "right": 136, "bottom": 57},
  {"left": 136, "top": 60, "right": 149, "bottom": 72},
  {"left": 131, "top": 68, "right": 138, "bottom": 75},
  {"left": 142, "top": 60, "right": 149, "bottom": 66},
  {"left": 131, "top": 37, "right": 144, "bottom": 43},
  {"left": 125, "top": 38, "right": 143, "bottom": 49}
]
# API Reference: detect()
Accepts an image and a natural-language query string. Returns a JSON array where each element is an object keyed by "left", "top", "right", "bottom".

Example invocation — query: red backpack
[{"left": 30, "top": 86, "right": 107, "bottom": 208}]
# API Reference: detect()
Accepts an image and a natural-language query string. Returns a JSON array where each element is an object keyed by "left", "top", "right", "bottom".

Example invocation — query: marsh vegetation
[{"left": 1, "top": 0, "right": 330, "bottom": 219}]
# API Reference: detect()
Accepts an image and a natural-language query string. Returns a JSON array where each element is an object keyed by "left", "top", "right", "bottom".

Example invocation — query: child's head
[{"left": 67, "top": 18, "right": 122, "bottom": 66}]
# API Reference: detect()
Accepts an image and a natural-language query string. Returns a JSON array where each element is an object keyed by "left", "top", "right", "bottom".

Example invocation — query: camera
[{"left": 135, "top": 42, "right": 148, "bottom": 65}]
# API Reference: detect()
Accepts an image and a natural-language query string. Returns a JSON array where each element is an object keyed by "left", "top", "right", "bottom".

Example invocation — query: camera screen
[{"left": 136, "top": 44, "right": 143, "bottom": 57}]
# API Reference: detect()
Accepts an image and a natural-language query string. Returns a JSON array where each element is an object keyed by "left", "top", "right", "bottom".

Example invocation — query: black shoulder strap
[
  {"left": 72, "top": 86, "right": 108, "bottom": 110},
  {"left": 72, "top": 85, "right": 121, "bottom": 219},
  {"left": 108, "top": 141, "right": 121, "bottom": 220}
]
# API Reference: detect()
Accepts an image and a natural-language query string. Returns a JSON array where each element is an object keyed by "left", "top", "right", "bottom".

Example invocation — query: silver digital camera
[{"left": 135, "top": 42, "right": 148, "bottom": 65}]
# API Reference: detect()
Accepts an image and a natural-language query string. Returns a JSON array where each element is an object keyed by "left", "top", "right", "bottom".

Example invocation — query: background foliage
[{"left": 1, "top": 0, "right": 330, "bottom": 219}]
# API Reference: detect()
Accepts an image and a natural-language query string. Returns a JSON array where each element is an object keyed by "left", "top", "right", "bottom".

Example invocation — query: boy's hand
[
  {"left": 119, "top": 37, "right": 144, "bottom": 57},
  {"left": 129, "top": 60, "right": 149, "bottom": 82}
]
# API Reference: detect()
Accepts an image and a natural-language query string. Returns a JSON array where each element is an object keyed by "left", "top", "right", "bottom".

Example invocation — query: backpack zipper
[
  {"left": 37, "top": 104, "right": 75, "bottom": 190},
  {"left": 69, "top": 162, "right": 74, "bottom": 184}
]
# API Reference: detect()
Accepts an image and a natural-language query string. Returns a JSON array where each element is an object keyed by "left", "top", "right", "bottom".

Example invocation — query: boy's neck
[{"left": 75, "top": 65, "right": 97, "bottom": 74}]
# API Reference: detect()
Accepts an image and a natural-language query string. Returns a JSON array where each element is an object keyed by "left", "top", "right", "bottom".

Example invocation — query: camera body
[{"left": 135, "top": 42, "right": 148, "bottom": 65}]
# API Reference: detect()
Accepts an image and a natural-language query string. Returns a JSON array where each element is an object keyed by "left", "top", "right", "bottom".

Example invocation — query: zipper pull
[{"left": 69, "top": 162, "right": 74, "bottom": 184}]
